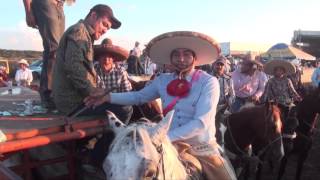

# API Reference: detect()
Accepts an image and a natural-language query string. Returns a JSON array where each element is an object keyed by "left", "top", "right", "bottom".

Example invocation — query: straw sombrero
[
  {"left": 145, "top": 31, "right": 221, "bottom": 66},
  {"left": 94, "top": 38, "right": 129, "bottom": 61},
  {"left": 18, "top": 59, "right": 29, "bottom": 66},
  {"left": 264, "top": 60, "right": 296, "bottom": 75}
]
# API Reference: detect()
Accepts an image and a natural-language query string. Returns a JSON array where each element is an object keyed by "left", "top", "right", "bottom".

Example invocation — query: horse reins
[{"left": 153, "top": 144, "right": 165, "bottom": 180}]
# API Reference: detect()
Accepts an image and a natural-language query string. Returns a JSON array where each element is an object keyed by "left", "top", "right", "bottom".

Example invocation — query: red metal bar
[
  {"left": 0, "top": 116, "right": 63, "bottom": 121},
  {"left": 4, "top": 119, "right": 107, "bottom": 141},
  {"left": 71, "top": 119, "right": 107, "bottom": 130},
  {"left": 0, "top": 127, "right": 105, "bottom": 154},
  {"left": 5, "top": 127, "right": 62, "bottom": 141}
]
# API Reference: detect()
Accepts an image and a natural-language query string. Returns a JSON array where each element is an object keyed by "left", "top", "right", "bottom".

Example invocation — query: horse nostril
[{"left": 145, "top": 169, "right": 156, "bottom": 178}]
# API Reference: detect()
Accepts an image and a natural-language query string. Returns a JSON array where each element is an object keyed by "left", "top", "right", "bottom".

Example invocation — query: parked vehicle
[
  {"left": 29, "top": 59, "right": 43, "bottom": 80},
  {"left": 0, "top": 59, "right": 10, "bottom": 74}
]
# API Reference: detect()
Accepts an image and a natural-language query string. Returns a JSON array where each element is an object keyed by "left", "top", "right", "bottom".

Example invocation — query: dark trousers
[
  {"left": 127, "top": 56, "right": 144, "bottom": 75},
  {"left": 32, "top": 0, "right": 65, "bottom": 104}
]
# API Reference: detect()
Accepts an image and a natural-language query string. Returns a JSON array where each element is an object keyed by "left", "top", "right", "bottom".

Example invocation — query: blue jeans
[
  {"left": 231, "top": 96, "right": 248, "bottom": 113},
  {"left": 32, "top": 0, "right": 65, "bottom": 104}
]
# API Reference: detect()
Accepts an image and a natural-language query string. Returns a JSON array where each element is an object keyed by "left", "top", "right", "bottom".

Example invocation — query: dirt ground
[{"left": 261, "top": 67, "right": 320, "bottom": 180}]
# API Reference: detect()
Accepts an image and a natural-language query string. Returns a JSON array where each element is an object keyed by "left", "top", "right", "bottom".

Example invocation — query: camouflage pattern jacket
[{"left": 53, "top": 20, "right": 97, "bottom": 114}]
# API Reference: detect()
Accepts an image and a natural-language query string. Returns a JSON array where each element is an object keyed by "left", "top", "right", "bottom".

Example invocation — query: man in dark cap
[
  {"left": 212, "top": 56, "right": 235, "bottom": 144},
  {"left": 52, "top": 4, "right": 122, "bottom": 115}
]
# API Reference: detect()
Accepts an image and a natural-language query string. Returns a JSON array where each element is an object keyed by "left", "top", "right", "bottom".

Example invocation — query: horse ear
[
  {"left": 150, "top": 110, "right": 175, "bottom": 144},
  {"left": 106, "top": 110, "right": 126, "bottom": 134}
]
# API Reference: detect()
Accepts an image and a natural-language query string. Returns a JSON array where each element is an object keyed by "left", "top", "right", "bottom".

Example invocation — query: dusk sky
[{"left": 1, "top": 0, "right": 319, "bottom": 53}]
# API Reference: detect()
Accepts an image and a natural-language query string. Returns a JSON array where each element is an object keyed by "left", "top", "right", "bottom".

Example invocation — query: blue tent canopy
[{"left": 268, "top": 43, "right": 289, "bottom": 51}]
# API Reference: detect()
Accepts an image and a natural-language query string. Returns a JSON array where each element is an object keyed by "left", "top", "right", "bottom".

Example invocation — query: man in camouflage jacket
[{"left": 52, "top": 4, "right": 121, "bottom": 115}]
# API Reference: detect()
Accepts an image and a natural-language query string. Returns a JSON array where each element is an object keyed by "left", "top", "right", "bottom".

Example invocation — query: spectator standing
[{"left": 22, "top": 0, "right": 75, "bottom": 108}]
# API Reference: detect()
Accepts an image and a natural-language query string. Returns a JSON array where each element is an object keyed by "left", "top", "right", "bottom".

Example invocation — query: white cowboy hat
[
  {"left": 264, "top": 60, "right": 296, "bottom": 75},
  {"left": 145, "top": 31, "right": 221, "bottom": 66},
  {"left": 18, "top": 59, "right": 29, "bottom": 66}
]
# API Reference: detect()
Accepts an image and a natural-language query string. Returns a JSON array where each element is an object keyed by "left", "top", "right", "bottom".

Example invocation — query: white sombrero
[
  {"left": 18, "top": 59, "right": 29, "bottom": 66},
  {"left": 145, "top": 31, "right": 221, "bottom": 66},
  {"left": 264, "top": 60, "right": 296, "bottom": 75}
]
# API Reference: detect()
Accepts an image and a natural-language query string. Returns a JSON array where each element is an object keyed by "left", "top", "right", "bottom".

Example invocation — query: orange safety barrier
[
  {"left": 4, "top": 119, "right": 108, "bottom": 141},
  {"left": 0, "top": 127, "right": 105, "bottom": 154}
]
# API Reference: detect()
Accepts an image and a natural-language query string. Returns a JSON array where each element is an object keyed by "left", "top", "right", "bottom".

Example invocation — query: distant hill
[{"left": 0, "top": 49, "right": 42, "bottom": 61}]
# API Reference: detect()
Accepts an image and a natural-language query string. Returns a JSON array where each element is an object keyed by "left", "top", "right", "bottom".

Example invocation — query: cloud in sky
[
  {"left": 0, "top": 21, "right": 43, "bottom": 51},
  {"left": 2, "top": 0, "right": 320, "bottom": 53}
]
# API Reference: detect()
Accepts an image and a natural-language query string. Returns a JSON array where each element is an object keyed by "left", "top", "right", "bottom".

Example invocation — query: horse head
[
  {"left": 253, "top": 102, "right": 284, "bottom": 162},
  {"left": 103, "top": 110, "right": 188, "bottom": 180}
]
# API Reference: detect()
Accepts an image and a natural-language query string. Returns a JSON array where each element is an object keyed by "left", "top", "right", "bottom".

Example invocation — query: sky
[{"left": 1, "top": 0, "right": 319, "bottom": 53}]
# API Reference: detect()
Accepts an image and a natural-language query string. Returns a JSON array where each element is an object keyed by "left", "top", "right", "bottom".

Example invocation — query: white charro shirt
[
  {"left": 110, "top": 69, "right": 220, "bottom": 147},
  {"left": 15, "top": 68, "right": 33, "bottom": 86}
]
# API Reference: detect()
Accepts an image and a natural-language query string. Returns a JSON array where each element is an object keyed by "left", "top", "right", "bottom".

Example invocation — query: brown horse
[
  {"left": 128, "top": 75, "right": 163, "bottom": 123},
  {"left": 277, "top": 86, "right": 320, "bottom": 180},
  {"left": 224, "top": 102, "right": 283, "bottom": 180}
]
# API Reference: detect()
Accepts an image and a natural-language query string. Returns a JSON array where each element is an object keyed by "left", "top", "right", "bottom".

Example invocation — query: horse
[
  {"left": 277, "top": 86, "right": 320, "bottom": 180},
  {"left": 224, "top": 102, "right": 284, "bottom": 180},
  {"left": 128, "top": 75, "right": 163, "bottom": 123},
  {"left": 103, "top": 110, "right": 190, "bottom": 180}
]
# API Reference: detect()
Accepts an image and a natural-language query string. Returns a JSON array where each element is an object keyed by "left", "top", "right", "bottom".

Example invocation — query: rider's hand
[
  {"left": 251, "top": 95, "right": 260, "bottom": 102},
  {"left": 25, "top": 11, "right": 37, "bottom": 29},
  {"left": 84, "top": 88, "right": 110, "bottom": 108}
]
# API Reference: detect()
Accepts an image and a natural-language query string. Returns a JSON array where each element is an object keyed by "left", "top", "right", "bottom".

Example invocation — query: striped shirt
[{"left": 95, "top": 63, "right": 132, "bottom": 93}]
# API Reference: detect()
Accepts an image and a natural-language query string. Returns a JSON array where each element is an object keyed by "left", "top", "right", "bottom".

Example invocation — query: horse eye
[{"left": 115, "top": 121, "right": 121, "bottom": 127}]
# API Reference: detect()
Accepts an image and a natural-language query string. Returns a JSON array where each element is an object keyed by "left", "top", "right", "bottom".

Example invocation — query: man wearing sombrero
[
  {"left": 231, "top": 58, "right": 268, "bottom": 112},
  {"left": 93, "top": 38, "right": 133, "bottom": 122},
  {"left": 261, "top": 60, "right": 302, "bottom": 120},
  {"left": 85, "top": 31, "right": 236, "bottom": 179}
]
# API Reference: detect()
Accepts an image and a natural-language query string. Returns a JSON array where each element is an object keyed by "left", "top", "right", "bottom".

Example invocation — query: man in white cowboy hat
[
  {"left": 231, "top": 57, "right": 268, "bottom": 112},
  {"left": 15, "top": 59, "right": 33, "bottom": 87},
  {"left": 52, "top": 4, "right": 122, "bottom": 115},
  {"left": 85, "top": 31, "right": 236, "bottom": 180},
  {"left": 261, "top": 60, "right": 302, "bottom": 121}
]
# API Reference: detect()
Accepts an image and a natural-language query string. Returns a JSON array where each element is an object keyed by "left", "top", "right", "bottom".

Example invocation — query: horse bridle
[{"left": 152, "top": 143, "right": 166, "bottom": 180}]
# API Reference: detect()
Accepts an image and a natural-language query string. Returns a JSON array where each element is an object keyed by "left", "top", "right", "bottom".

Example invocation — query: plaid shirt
[{"left": 95, "top": 63, "right": 132, "bottom": 93}]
